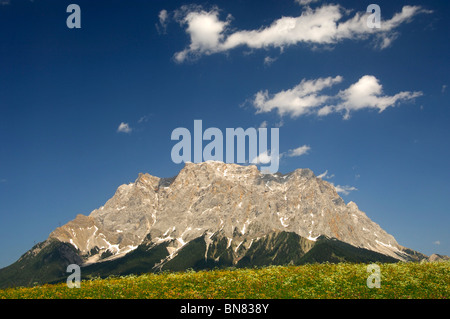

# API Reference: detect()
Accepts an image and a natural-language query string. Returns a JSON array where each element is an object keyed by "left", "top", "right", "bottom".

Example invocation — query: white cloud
[
  {"left": 295, "top": 0, "right": 319, "bottom": 6},
  {"left": 117, "top": 122, "right": 132, "bottom": 134},
  {"left": 433, "top": 240, "right": 441, "bottom": 245},
  {"left": 159, "top": 9, "right": 168, "bottom": 26},
  {"left": 317, "top": 170, "right": 327, "bottom": 179},
  {"left": 317, "top": 170, "right": 334, "bottom": 180},
  {"left": 442, "top": 85, "right": 447, "bottom": 93},
  {"left": 251, "top": 150, "right": 273, "bottom": 164},
  {"left": 316, "top": 171, "right": 355, "bottom": 194},
  {"left": 156, "top": 9, "right": 169, "bottom": 34},
  {"left": 263, "top": 56, "right": 277, "bottom": 66},
  {"left": 173, "top": 5, "right": 231, "bottom": 62},
  {"left": 333, "top": 184, "right": 358, "bottom": 195},
  {"left": 275, "top": 119, "right": 284, "bottom": 128},
  {"left": 286, "top": 145, "right": 311, "bottom": 157},
  {"left": 253, "top": 75, "right": 422, "bottom": 119},
  {"left": 333, "top": 75, "right": 423, "bottom": 119},
  {"left": 171, "top": 4, "right": 430, "bottom": 62},
  {"left": 259, "top": 120, "right": 268, "bottom": 128},
  {"left": 254, "top": 76, "right": 343, "bottom": 118}
]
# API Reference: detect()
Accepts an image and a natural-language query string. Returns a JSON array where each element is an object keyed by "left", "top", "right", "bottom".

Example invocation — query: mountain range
[{"left": 0, "top": 161, "right": 439, "bottom": 288}]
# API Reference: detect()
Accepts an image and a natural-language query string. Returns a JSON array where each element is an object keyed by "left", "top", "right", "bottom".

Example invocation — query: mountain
[
  {"left": 0, "top": 162, "right": 430, "bottom": 288},
  {"left": 0, "top": 239, "right": 82, "bottom": 288},
  {"left": 426, "top": 254, "right": 450, "bottom": 263}
]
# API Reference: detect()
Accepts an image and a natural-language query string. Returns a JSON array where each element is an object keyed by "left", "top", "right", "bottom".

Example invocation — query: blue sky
[{"left": 0, "top": 0, "right": 449, "bottom": 268}]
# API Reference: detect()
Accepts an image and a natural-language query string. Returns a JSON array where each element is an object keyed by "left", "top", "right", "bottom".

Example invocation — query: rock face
[{"left": 49, "top": 161, "right": 415, "bottom": 264}]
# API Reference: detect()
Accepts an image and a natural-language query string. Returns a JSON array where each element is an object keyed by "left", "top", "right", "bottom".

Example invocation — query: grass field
[{"left": 0, "top": 262, "right": 448, "bottom": 299}]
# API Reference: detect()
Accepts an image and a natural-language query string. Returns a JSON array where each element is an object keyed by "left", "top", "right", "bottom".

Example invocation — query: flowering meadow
[{"left": 0, "top": 262, "right": 448, "bottom": 299}]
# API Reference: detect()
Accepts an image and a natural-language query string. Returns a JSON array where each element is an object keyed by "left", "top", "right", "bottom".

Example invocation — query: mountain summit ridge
[{"left": 49, "top": 161, "right": 416, "bottom": 263}]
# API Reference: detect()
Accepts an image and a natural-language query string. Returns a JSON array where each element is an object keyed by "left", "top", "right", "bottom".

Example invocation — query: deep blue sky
[{"left": 0, "top": 0, "right": 449, "bottom": 268}]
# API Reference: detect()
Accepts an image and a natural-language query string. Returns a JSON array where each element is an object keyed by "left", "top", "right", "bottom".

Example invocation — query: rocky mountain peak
[{"left": 47, "top": 162, "right": 416, "bottom": 267}]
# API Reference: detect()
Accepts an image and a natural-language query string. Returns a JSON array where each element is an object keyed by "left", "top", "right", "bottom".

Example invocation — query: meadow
[{"left": 0, "top": 262, "right": 448, "bottom": 299}]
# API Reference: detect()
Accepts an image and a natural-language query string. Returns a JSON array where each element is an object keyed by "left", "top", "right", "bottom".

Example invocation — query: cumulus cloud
[
  {"left": 433, "top": 240, "right": 441, "bottom": 245},
  {"left": 117, "top": 122, "right": 132, "bottom": 134},
  {"left": 332, "top": 75, "right": 423, "bottom": 119},
  {"left": 286, "top": 145, "right": 311, "bottom": 157},
  {"left": 170, "top": 4, "right": 430, "bottom": 62},
  {"left": 173, "top": 5, "right": 231, "bottom": 63},
  {"left": 254, "top": 76, "right": 343, "bottom": 118},
  {"left": 252, "top": 75, "right": 422, "bottom": 119}
]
